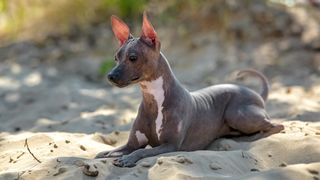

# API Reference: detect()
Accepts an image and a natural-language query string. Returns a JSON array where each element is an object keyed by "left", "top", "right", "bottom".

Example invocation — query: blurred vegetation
[
  {"left": 0, "top": 0, "right": 146, "bottom": 41},
  {"left": 99, "top": 58, "right": 116, "bottom": 77},
  {"left": 0, "top": 0, "right": 318, "bottom": 81},
  {"left": 0, "top": 0, "right": 311, "bottom": 43}
]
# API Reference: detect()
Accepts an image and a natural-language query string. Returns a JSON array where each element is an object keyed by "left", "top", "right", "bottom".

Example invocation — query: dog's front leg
[
  {"left": 113, "top": 144, "right": 176, "bottom": 167},
  {"left": 95, "top": 144, "right": 134, "bottom": 158},
  {"left": 95, "top": 131, "right": 149, "bottom": 159},
  {"left": 95, "top": 128, "right": 147, "bottom": 158}
]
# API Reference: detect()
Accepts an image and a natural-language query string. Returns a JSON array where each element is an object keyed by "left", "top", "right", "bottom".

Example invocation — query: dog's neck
[
  {"left": 139, "top": 52, "right": 185, "bottom": 138},
  {"left": 139, "top": 52, "right": 182, "bottom": 99}
]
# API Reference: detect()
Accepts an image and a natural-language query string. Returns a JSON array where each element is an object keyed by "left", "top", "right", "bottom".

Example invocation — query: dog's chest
[{"left": 140, "top": 76, "right": 165, "bottom": 140}]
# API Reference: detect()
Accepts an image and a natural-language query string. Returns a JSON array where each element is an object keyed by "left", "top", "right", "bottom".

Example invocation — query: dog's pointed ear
[
  {"left": 111, "top": 15, "right": 130, "bottom": 46},
  {"left": 141, "top": 11, "right": 158, "bottom": 46}
]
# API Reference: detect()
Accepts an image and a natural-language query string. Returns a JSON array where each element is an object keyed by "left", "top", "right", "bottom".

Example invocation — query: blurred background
[{"left": 0, "top": 0, "right": 319, "bottom": 134}]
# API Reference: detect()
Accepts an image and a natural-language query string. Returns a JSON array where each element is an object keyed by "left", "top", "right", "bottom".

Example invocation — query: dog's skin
[{"left": 95, "top": 12, "right": 284, "bottom": 167}]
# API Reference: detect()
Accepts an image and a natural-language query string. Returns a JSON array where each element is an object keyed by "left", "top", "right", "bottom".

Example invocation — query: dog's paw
[
  {"left": 95, "top": 150, "right": 124, "bottom": 159},
  {"left": 113, "top": 155, "right": 136, "bottom": 167},
  {"left": 95, "top": 151, "right": 111, "bottom": 158}
]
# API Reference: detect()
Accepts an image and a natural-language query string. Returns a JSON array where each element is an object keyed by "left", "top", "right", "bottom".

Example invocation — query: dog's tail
[{"left": 236, "top": 69, "right": 269, "bottom": 102}]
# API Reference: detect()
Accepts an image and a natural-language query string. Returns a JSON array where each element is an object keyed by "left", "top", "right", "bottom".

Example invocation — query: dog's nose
[
  {"left": 107, "top": 73, "right": 116, "bottom": 82},
  {"left": 108, "top": 72, "right": 119, "bottom": 82}
]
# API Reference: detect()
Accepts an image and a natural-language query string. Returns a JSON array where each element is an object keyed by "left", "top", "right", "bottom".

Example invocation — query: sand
[{"left": 0, "top": 120, "right": 319, "bottom": 180}]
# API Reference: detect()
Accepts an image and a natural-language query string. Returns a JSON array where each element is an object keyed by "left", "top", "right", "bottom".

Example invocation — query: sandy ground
[
  {"left": 0, "top": 120, "right": 319, "bottom": 180},
  {"left": 1, "top": 5, "right": 320, "bottom": 179}
]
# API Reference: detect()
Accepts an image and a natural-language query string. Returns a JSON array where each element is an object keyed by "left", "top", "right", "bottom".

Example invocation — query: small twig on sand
[
  {"left": 17, "top": 152, "right": 25, "bottom": 159},
  {"left": 24, "top": 139, "right": 41, "bottom": 163}
]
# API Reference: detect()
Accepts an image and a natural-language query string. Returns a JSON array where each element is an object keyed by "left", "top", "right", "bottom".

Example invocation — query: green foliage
[
  {"left": 117, "top": 0, "right": 146, "bottom": 19},
  {"left": 101, "top": 0, "right": 147, "bottom": 19},
  {"left": 99, "top": 58, "right": 115, "bottom": 77},
  {"left": 0, "top": 0, "right": 148, "bottom": 41}
]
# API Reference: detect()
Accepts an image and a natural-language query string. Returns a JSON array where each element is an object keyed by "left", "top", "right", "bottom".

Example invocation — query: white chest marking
[
  {"left": 135, "top": 130, "right": 148, "bottom": 146},
  {"left": 141, "top": 76, "right": 165, "bottom": 140}
]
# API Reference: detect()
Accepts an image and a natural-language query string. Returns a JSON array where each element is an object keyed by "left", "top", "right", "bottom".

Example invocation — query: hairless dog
[{"left": 95, "top": 12, "right": 284, "bottom": 167}]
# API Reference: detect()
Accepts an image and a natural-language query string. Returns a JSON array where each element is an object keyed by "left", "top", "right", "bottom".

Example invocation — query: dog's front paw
[
  {"left": 113, "top": 155, "right": 136, "bottom": 167},
  {"left": 95, "top": 150, "right": 124, "bottom": 159},
  {"left": 95, "top": 151, "right": 111, "bottom": 158}
]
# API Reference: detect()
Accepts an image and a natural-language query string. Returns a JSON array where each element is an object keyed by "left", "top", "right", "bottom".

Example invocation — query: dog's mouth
[
  {"left": 109, "top": 76, "right": 141, "bottom": 88},
  {"left": 131, "top": 76, "right": 140, "bottom": 82},
  {"left": 108, "top": 80, "right": 124, "bottom": 87}
]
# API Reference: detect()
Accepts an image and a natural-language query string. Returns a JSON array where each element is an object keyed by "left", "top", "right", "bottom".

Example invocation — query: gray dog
[{"left": 95, "top": 12, "right": 284, "bottom": 167}]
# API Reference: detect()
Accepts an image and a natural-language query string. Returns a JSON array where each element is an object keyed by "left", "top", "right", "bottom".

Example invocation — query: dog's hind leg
[{"left": 225, "top": 105, "right": 284, "bottom": 140}]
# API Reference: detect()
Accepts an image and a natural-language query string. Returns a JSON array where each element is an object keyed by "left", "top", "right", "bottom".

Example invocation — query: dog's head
[{"left": 107, "top": 12, "right": 161, "bottom": 88}]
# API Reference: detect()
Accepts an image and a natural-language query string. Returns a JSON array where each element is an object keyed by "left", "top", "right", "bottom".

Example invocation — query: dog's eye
[{"left": 129, "top": 55, "right": 137, "bottom": 62}]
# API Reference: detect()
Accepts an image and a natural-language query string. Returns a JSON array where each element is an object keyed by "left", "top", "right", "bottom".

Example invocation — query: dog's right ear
[{"left": 111, "top": 15, "right": 130, "bottom": 46}]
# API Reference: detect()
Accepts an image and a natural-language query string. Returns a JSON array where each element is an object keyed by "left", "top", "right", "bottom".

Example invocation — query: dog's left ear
[{"left": 141, "top": 11, "right": 158, "bottom": 46}]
